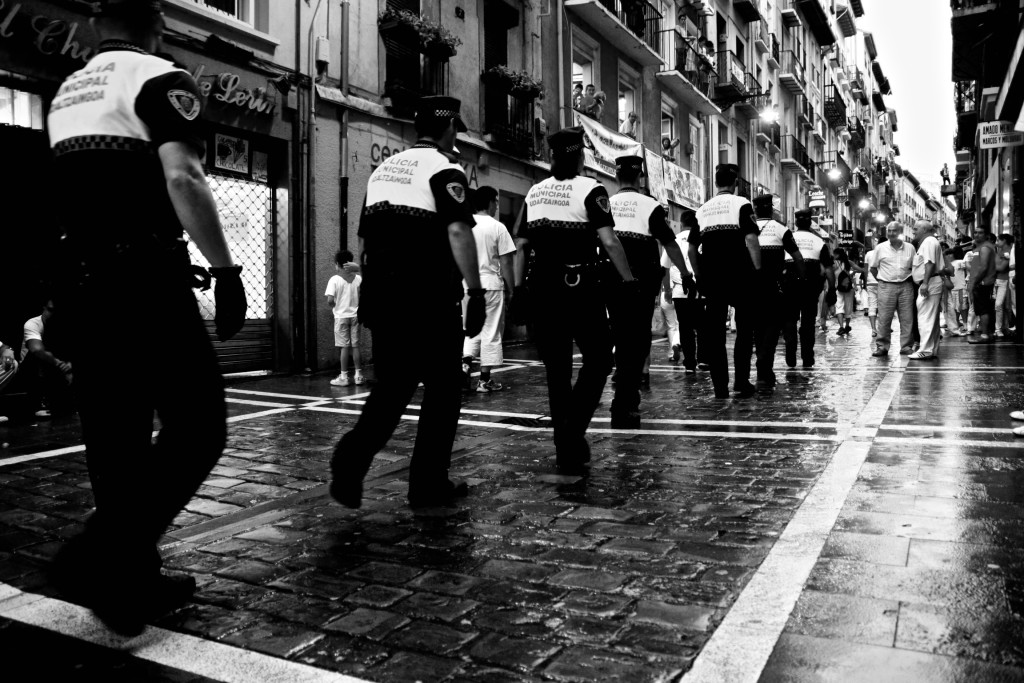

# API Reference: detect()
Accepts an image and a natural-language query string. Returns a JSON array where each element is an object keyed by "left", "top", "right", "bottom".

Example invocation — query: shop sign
[
  {"left": 214, "top": 133, "right": 249, "bottom": 173},
  {"left": 0, "top": 0, "right": 96, "bottom": 68},
  {"left": 663, "top": 159, "right": 706, "bottom": 209},
  {"left": 979, "top": 121, "right": 1024, "bottom": 149},
  {"left": 809, "top": 189, "right": 826, "bottom": 208},
  {"left": 191, "top": 65, "right": 277, "bottom": 117}
]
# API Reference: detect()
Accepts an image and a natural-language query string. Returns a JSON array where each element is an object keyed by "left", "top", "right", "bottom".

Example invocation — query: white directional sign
[{"left": 979, "top": 121, "right": 1024, "bottom": 149}]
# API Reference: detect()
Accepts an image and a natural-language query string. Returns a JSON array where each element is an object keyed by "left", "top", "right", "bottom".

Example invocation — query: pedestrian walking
[
  {"left": 606, "top": 155, "right": 690, "bottom": 427},
  {"left": 871, "top": 222, "right": 917, "bottom": 357},
  {"left": 864, "top": 245, "right": 880, "bottom": 338},
  {"left": 832, "top": 248, "right": 865, "bottom": 336},
  {"left": 512, "top": 127, "right": 635, "bottom": 473},
  {"left": 995, "top": 233, "right": 1013, "bottom": 337},
  {"left": 782, "top": 210, "right": 835, "bottom": 368},
  {"left": 662, "top": 210, "right": 707, "bottom": 373},
  {"left": 330, "top": 96, "right": 485, "bottom": 509},
  {"left": 326, "top": 249, "right": 364, "bottom": 387},
  {"left": 909, "top": 221, "right": 944, "bottom": 360},
  {"left": 45, "top": 0, "right": 247, "bottom": 635},
  {"left": 462, "top": 186, "right": 516, "bottom": 393},
  {"left": 752, "top": 195, "right": 804, "bottom": 390},
  {"left": 688, "top": 164, "right": 762, "bottom": 398},
  {"left": 967, "top": 226, "right": 997, "bottom": 344}
]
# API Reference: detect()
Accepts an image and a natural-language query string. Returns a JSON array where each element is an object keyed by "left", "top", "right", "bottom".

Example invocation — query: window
[
  {"left": 735, "top": 38, "right": 745, "bottom": 67},
  {"left": 618, "top": 60, "right": 641, "bottom": 134},
  {"left": 0, "top": 87, "right": 43, "bottom": 129},
  {"left": 185, "top": 0, "right": 255, "bottom": 26},
  {"left": 689, "top": 117, "right": 703, "bottom": 178},
  {"left": 572, "top": 28, "right": 599, "bottom": 117}
]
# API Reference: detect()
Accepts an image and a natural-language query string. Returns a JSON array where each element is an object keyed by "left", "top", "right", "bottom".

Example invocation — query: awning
[
  {"left": 996, "top": 18, "right": 1024, "bottom": 131},
  {"left": 863, "top": 32, "right": 878, "bottom": 61},
  {"left": 872, "top": 91, "right": 886, "bottom": 112},
  {"left": 794, "top": 0, "right": 836, "bottom": 47}
]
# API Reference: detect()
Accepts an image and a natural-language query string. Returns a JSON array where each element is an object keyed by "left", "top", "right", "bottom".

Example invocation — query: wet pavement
[{"left": 1, "top": 316, "right": 1023, "bottom": 682}]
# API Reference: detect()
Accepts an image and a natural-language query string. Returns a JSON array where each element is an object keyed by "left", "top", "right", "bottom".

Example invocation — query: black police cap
[
  {"left": 416, "top": 96, "right": 467, "bottom": 132},
  {"left": 752, "top": 194, "right": 774, "bottom": 210},
  {"left": 795, "top": 209, "right": 813, "bottom": 220},
  {"left": 615, "top": 155, "right": 644, "bottom": 174},
  {"left": 94, "top": 0, "right": 164, "bottom": 16},
  {"left": 548, "top": 127, "right": 585, "bottom": 155}
]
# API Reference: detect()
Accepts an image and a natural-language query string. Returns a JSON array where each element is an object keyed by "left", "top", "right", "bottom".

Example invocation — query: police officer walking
[
  {"left": 330, "top": 96, "right": 485, "bottom": 509},
  {"left": 513, "top": 128, "right": 635, "bottom": 473},
  {"left": 782, "top": 209, "right": 835, "bottom": 368},
  {"left": 46, "top": 0, "right": 247, "bottom": 634},
  {"left": 752, "top": 195, "right": 804, "bottom": 391},
  {"left": 606, "top": 155, "right": 690, "bottom": 428},
  {"left": 688, "top": 164, "right": 762, "bottom": 399}
]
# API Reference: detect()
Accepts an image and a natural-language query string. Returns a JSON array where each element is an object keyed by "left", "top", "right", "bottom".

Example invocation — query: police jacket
[
  {"left": 359, "top": 141, "right": 474, "bottom": 303},
  {"left": 785, "top": 229, "right": 834, "bottom": 286},
  {"left": 757, "top": 218, "right": 799, "bottom": 281},
  {"left": 689, "top": 191, "right": 758, "bottom": 292},
  {"left": 47, "top": 41, "right": 206, "bottom": 259},
  {"left": 608, "top": 188, "right": 675, "bottom": 282},
  {"left": 519, "top": 175, "right": 614, "bottom": 276}
]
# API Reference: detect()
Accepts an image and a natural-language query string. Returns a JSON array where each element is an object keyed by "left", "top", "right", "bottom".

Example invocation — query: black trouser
[
  {"left": 673, "top": 297, "right": 708, "bottom": 370},
  {"left": 335, "top": 301, "right": 463, "bottom": 501},
  {"left": 704, "top": 294, "right": 752, "bottom": 394},
  {"left": 782, "top": 279, "right": 822, "bottom": 366},
  {"left": 750, "top": 280, "right": 784, "bottom": 384},
  {"left": 531, "top": 278, "right": 613, "bottom": 463},
  {"left": 18, "top": 353, "right": 74, "bottom": 415},
  {"left": 66, "top": 269, "right": 226, "bottom": 582},
  {"left": 607, "top": 276, "right": 659, "bottom": 415}
]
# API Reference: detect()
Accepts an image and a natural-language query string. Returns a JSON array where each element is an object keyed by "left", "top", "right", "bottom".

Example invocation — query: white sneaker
[
  {"left": 1014, "top": 425, "right": 1024, "bottom": 437},
  {"left": 330, "top": 374, "right": 350, "bottom": 387},
  {"left": 1010, "top": 410, "right": 1024, "bottom": 421},
  {"left": 353, "top": 371, "right": 365, "bottom": 385}
]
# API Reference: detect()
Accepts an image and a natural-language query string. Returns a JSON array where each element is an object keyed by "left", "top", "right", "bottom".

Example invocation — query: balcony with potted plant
[{"left": 481, "top": 65, "right": 542, "bottom": 159}]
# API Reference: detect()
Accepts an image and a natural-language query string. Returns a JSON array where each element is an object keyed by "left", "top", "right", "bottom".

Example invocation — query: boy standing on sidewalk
[
  {"left": 326, "top": 249, "right": 364, "bottom": 386},
  {"left": 462, "top": 186, "right": 516, "bottom": 392}
]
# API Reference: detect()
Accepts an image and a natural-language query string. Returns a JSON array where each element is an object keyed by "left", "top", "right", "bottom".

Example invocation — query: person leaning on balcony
[
  {"left": 619, "top": 111, "right": 639, "bottom": 139},
  {"left": 662, "top": 137, "right": 680, "bottom": 163},
  {"left": 871, "top": 221, "right": 917, "bottom": 357},
  {"left": 511, "top": 126, "right": 635, "bottom": 475}
]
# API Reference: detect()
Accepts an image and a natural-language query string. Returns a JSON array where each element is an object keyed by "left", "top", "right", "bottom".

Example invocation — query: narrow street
[{"left": 2, "top": 326, "right": 1022, "bottom": 682}]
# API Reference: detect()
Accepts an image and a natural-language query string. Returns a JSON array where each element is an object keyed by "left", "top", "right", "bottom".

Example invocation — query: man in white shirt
[
  {"left": 870, "top": 222, "right": 917, "bottom": 357},
  {"left": 463, "top": 186, "right": 516, "bottom": 392},
  {"left": 909, "top": 221, "right": 944, "bottom": 360}
]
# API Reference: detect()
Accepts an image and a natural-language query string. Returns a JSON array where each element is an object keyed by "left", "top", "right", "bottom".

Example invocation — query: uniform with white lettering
[
  {"left": 784, "top": 229, "right": 833, "bottom": 288},
  {"left": 608, "top": 188, "right": 675, "bottom": 283},
  {"left": 782, "top": 226, "right": 834, "bottom": 367},
  {"left": 519, "top": 176, "right": 614, "bottom": 277},
  {"left": 757, "top": 218, "right": 799, "bottom": 282},
  {"left": 689, "top": 192, "right": 758, "bottom": 297}
]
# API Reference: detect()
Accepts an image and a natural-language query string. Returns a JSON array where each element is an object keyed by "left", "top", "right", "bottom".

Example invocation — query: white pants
[
  {"left": 661, "top": 295, "right": 679, "bottom": 348},
  {"left": 916, "top": 276, "right": 944, "bottom": 356},
  {"left": 995, "top": 279, "right": 1009, "bottom": 332},
  {"left": 463, "top": 290, "right": 506, "bottom": 366}
]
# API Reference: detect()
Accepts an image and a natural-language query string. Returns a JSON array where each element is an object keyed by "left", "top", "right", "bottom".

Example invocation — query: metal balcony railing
[
  {"left": 482, "top": 81, "right": 535, "bottom": 159},
  {"left": 596, "top": 0, "right": 663, "bottom": 52},
  {"left": 781, "top": 135, "right": 812, "bottom": 173},
  {"left": 752, "top": 20, "right": 770, "bottom": 52},
  {"left": 736, "top": 175, "right": 752, "bottom": 199},
  {"left": 780, "top": 50, "right": 806, "bottom": 88},
  {"left": 756, "top": 119, "right": 781, "bottom": 149},
  {"left": 657, "top": 29, "right": 718, "bottom": 100},
  {"left": 716, "top": 50, "right": 747, "bottom": 91},
  {"left": 848, "top": 116, "right": 865, "bottom": 149},
  {"left": 955, "top": 80, "right": 977, "bottom": 115},
  {"left": 824, "top": 83, "right": 847, "bottom": 127},
  {"left": 770, "top": 34, "right": 780, "bottom": 64}
]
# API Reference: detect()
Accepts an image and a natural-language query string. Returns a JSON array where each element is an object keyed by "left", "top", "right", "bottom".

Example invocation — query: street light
[
  {"left": 759, "top": 104, "right": 779, "bottom": 122},
  {"left": 828, "top": 167, "right": 843, "bottom": 181},
  {"left": 859, "top": 198, "right": 870, "bottom": 210}
]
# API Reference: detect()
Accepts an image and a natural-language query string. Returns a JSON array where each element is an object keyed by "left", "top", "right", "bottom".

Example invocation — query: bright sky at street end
[{"left": 858, "top": 0, "right": 956, "bottom": 187}]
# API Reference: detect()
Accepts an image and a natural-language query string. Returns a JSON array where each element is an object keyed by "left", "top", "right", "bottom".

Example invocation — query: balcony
[
  {"left": 779, "top": 50, "right": 806, "bottom": 95},
  {"left": 835, "top": 2, "right": 857, "bottom": 37},
  {"left": 781, "top": 135, "right": 812, "bottom": 177},
  {"left": 655, "top": 29, "right": 722, "bottom": 116},
  {"left": 793, "top": 0, "right": 836, "bottom": 47},
  {"left": 780, "top": 0, "right": 802, "bottom": 27},
  {"left": 756, "top": 119, "right": 782, "bottom": 151},
  {"left": 850, "top": 0, "right": 865, "bottom": 16},
  {"left": 955, "top": 79, "right": 978, "bottom": 150},
  {"left": 482, "top": 80, "right": 535, "bottom": 159},
  {"left": 824, "top": 84, "right": 848, "bottom": 128},
  {"left": 736, "top": 73, "right": 767, "bottom": 117},
  {"left": 871, "top": 91, "right": 886, "bottom": 112},
  {"left": 713, "top": 50, "right": 748, "bottom": 103},
  {"left": 736, "top": 175, "right": 753, "bottom": 199},
  {"left": 767, "top": 34, "right": 781, "bottom": 70},
  {"left": 813, "top": 113, "right": 827, "bottom": 143},
  {"left": 848, "top": 116, "right": 865, "bottom": 150},
  {"left": 951, "top": 1, "right": 1000, "bottom": 80},
  {"left": 753, "top": 21, "right": 769, "bottom": 54},
  {"left": 565, "top": 0, "right": 664, "bottom": 67},
  {"left": 734, "top": 0, "right": 764, "bottom": 23},
  {"left": 797, "top": 95, "right": 814, "bottom": 129}
]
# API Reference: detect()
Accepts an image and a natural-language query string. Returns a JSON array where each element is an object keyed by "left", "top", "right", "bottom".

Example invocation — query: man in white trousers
[{"left": 910, "top": 221, "right": 944, "bottom": 361}]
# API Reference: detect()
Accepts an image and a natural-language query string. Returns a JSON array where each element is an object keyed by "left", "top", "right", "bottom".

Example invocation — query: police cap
[
  {"left": 94, "top": 0, "right": 164, "bottom": 17},
  {"left": 548, "top": 127, "right": 586, "bottom": 156},
  {"left": 752, "top": 194, "right": 774, "bottom": 211},
  {"left": 795, "top": 209, "right": 813, "bottom": 220},
  {"left": 615, "top": 155, "right": 644, "bottom": 174},
  {"left": 714, "top": 163, "right": 740, "bottom": 186},
  {"left": 416, "top": 96, "right": 468, "bottom": 132},
  {"left": 681, "top": 210, "right": 698, "bottom": 229}
]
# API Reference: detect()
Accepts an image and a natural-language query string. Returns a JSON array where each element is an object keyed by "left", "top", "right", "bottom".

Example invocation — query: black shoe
[
  {"left": 671, "top": 345, "right": 681, "bottom": 363},
  {"left": 802, "top": 360, "right": 814, "bottom": 368},
  {"left": 555, "top": 460, "right": 590, "bottom": 476},
  {"left": 610, "top": 411, "right": 641, "bottom": 429},
  {"left": 755, "top": 379, "right": 775, "bottom": 393},
  {"left": 785, "top": 349, "right": 797, "bottom": 368},
  {"left": 640, "top": 373, "right": 651, "bottom": 391},
  {"left": 871, "top": 349, "right": 888, "bottom": 357},
  {"left": 713, "top": 389, "right": 731, "bottom": 399},
  {"left": 733, "top": 382, "right": 756, "bottom": 398},
  {"left": 408, "top": 479, "right": 469, "bottom": 508},
  {"left": 697, "top": 363, "right": 711, "bottom": 371},
  {"left": 330, "top": 444, "right": 363, "bottom": 509}
]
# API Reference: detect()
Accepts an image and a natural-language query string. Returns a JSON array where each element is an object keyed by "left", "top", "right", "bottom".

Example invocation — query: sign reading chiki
[{"left": 979, "top": 121, "right": 1024, "bottom": 150}]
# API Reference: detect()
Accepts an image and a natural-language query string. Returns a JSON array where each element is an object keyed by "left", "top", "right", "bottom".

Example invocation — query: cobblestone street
[{"left": 2, "top": 323, "right": 1024, "bottom": 682}]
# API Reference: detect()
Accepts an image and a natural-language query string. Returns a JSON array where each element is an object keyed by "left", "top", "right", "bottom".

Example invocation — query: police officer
[
  {"left": 782, "top": 209, "right": 836, "bottom": 368},
  {"left": 46, "top": 0, "right": 247, "bottom": 634},
  {"left": 513, "top": 128, "right": 635, "bottom": 473},
  {"left": 688, "top": 164, "right": 762, "bottom": 399},
  {"left": 331, "top": 96, "right": 485, "bottom": 509},
  {"left": 606, "top": 155, "right": 690, "bottom": 428},
  {"left": 751, "top": 195, "right": 804, "bottom": 391}
]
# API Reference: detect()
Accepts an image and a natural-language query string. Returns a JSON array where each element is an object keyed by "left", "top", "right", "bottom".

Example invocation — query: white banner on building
[
  {"left": 577, "top": 114, "right": 643, "bottom": 165},
  {"left": 644, "top": 149, "right": 668, "bottom": 206},
  {"left": 663, "top": 160, "right": 706, "bottom": 209}
]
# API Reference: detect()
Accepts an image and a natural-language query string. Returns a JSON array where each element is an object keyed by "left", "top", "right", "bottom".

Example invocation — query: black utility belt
[{"left": 536, "top": 261, "right": 606, "bottom": 288}]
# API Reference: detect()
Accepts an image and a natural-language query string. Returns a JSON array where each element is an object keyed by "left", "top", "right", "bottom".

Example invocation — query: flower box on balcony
[
  {"left": 378, "top": 9, "right": 461, "bottom": 60},
  {"left": 481, "top": 66, "right": 543, "bottom": 101}
]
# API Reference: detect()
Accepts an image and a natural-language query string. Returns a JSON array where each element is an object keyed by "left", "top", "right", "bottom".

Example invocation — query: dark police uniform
[
  {"left": 782, "top": 211, "right": 834, "bottom": 367},
  {"left": 606, "top": 156, "right": 676, "bottom": 425},
  {"left": 667, "top": 212, "right": 708, "bottom": 372},
  {"left": 690, "top": 173, "right": 759, "bottom": 397},
  {"left": 753, "top": 195, "right": 801, "bottom": 386},
  {"left": 518, "top": 128, "right": 615, "bottom": 469},
  {"left": 332, "top": 97, "right": 475, "bottom": 508},
  {"left": 47, "top": 38, "right": 227, "bottom": 583}
]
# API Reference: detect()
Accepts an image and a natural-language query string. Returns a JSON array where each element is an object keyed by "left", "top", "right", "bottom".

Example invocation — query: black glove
[
  {"left": 510, "top": 285, "right": 530, "bottom": 326},
  {"left": 189, "top": 265, "right": 212, "bottom": 291},
  {"left": 683, "top": 274, "right": 698, "bottom": 298},
  {"left": 210, "top": 266, "right": 246, "bottom": 342},
  {"left": 464, "top": 288, "right": 486, "bottom": 338}
]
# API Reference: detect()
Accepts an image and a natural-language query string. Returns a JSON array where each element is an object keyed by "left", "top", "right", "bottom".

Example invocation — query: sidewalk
[{"left": 0, "top": 320, "right": 1022, "bottom": 682}]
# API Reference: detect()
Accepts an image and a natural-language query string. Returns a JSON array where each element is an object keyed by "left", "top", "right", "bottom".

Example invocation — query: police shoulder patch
[
  {"left": 167, "top": 89, "right": 200, "bottom": 121},
  {"left": 446, "top": 182, "right": 466, "bottom": 203},
  {"left": 596, "top": 196, "right": 611, "bottom": 213}
]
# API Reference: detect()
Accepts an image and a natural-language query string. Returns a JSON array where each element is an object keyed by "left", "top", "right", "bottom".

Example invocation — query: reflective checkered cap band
[{"left": 433, "top": 109, "right": 459, "bottom": 119}]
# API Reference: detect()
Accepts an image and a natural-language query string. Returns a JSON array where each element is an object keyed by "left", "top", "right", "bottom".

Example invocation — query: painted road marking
[
  {"left": 0, "top": 584, "right": 370, "bottom": 683},
  {"left": 684, "top": 357, "right": 908, "bottom": 683},
  {"left": 226, "top": 388, "right": 334, "bottom": 401},
  {"left": 225, "top": 397, "right": 295, "bottom": 408}
]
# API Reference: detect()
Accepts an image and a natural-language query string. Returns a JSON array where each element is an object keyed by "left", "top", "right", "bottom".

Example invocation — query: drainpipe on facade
[
  {"left": 305, "top": 0, "right": 326, "bottom": 372},
  {"left": 293, "top": 0, "right": 306, "bottom": 372},
  {"left": 340, "top": 0, "right": 350, "bottom": 251}
]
